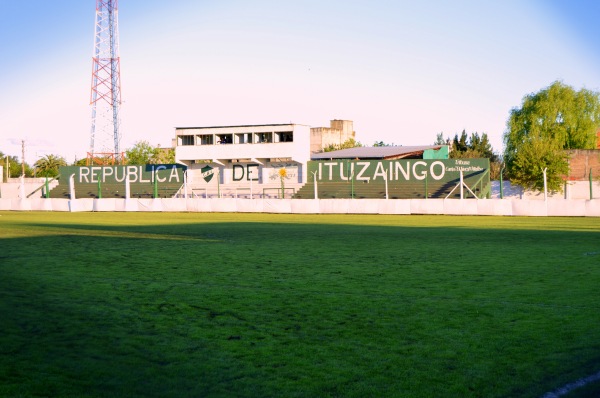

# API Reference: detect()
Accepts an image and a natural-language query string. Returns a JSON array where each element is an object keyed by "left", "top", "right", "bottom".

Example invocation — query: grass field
[{"left": 0, "top": 211, "right": 599, "bottom": 397}]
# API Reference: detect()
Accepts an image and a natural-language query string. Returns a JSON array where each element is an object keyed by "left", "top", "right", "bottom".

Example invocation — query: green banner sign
[
  {"left": 59, "top": 164, "right": 187, "bottom": 184},
  {"left": 308, "top": 158, "right": 489, "bottom": 183}
]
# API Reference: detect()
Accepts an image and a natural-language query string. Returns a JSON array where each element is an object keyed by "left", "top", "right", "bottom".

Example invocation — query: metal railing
[{"left": 27, "top": 176, "right": 59, "bottom": 198}]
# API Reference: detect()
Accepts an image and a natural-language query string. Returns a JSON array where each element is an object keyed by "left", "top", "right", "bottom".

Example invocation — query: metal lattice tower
[{"left": 89, "top": 0, "right": 122, "bottom": 162}]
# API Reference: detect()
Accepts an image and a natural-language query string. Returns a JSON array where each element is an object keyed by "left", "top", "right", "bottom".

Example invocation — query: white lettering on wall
[
  {"left": 430, "top": 161, "right": 445, "bottom": 180},
  {"left": 127, "top": 166, "right": 138, "bottom": 183},
  {"left": 140, "top": 167, "right": 150, "bottom": 183},
  {"left": 80, "top": 168, "right": 90, "bottom": 183},
  {"left": 356, "top": 162, "right": 370, "bottom": 182},
  {"left": 340, "top": 162, "right": 354, "bottom": 181},
  {"left": 412, "top": 161, "right": 427, "bottom": 181},
  {"left": 73, "top": 165, "right": 184, "bottom": 184},
  {"left": 156, "top": 165, "right": 167, "bottom": 183},
  {"left": 102, "top": 167, "right": 114, "bottom": 182},
  {"left": 115, "top": 167, "right": 126, "bottom": 182},
  {"left": 394, "top": 162, "right": 409, "bottom": 181},
  {"left": 90, "top": 166, "right": 102, "bottom": 183},
  {"left": 373, "top": 162, "right": 387, "bottom": 181},
  {"left": 324, "top": 162, "right": 336, "bottom": 181}
]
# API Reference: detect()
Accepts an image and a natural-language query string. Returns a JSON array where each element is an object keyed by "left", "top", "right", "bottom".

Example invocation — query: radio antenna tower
[{"left": 89, "top": 0, "right": 122, "bottom": 164}]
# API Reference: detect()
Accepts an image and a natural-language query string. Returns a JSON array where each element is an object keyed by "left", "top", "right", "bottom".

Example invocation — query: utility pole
[{"left": 21, "top": 140, "right": 25, "bottom": 177}]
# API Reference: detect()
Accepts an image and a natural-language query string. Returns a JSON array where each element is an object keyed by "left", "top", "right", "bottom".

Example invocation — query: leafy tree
[
  {"left": 504, "top": 81, "right": 600, "bottom": 191},
  {"left": 506, "top": 136, "right": 569, "bottom": 192},
  {"left": 0, "top": 151, "right": 7, "bottom": 182},
  {"left": 125, "top": 141, "right": 176, "bottom": 165},
  {"left": 373, "top": 141, "right": 393, "bottom": 147},
  {"left": 153, "top": 147, "right": 175, "bottom": 164},
  {"left": 34, "top": 154, "right": 67, "bottom": 178},
  {"left": 434, "top": 133, "right": 449, "bottom": 146},
  {"left": 468, "top": 132, "right": 497, "bottom": 161},
  {"left": 435, "top": 131, "right": 500, "bottom": 178},
  {"left": 125, "top": 141, "right": 159, "bottom": 165},
  {"left": 72, "top": 158, "right": 88, "bottom": 167},
  {"left": 323, "top": 138, "right": 362, "bottom": 152},
  {"left": 438, "top": 130, "right": 497, "bottom": 161},
  {"left": 0, "top": 153, "right": 29, "bottom": 179},
  {"left": 452, "top": 131, "right": 469, "bottom": 153},
  {"left": 24, "top": 164, "right": 34, "bottom": 178}
]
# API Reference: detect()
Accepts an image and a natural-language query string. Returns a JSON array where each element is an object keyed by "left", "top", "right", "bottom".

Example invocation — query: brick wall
[{"left": 567, "top": 150, "right": 600, "bottom": 180}]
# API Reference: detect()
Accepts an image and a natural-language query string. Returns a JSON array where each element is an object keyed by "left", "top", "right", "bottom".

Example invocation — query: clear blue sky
[{"left": 1, "top": 0, "right": 599, "bottom": 164}]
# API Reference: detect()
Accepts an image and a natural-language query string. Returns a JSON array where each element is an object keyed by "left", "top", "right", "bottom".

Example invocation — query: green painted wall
[
  {"left": 58, "top": 164, "right": 186, "bottom": 185},
  {"left": 308, "top": 158, "right": 488, "bottom": 183},
  {"left": 298, "top": 158, "right": 490, "bottom": 199}
]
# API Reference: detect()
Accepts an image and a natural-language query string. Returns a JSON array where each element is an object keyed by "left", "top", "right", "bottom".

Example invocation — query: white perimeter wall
[
  {"left": 3, "top": 180, "right": 598, "bottom": 200},
  {"left": 1, "top": 198, "right": 599, "bottom": 217},
  {"left": 491, "top": 181, "right": 600, "bottom": 200}
]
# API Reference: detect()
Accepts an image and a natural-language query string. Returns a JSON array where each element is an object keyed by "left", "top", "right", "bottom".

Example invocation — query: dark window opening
[
  {"left": 217, "top": 134, "right": 233, "bottom": 144},
  {"left": 179, "top": 135, "right": 195, "bottom": 146}
]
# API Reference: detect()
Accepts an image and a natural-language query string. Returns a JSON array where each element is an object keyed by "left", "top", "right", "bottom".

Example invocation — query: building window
[
  {"left": 235, "top": 133, "right": 252, "bottom": 144},
  {"left": 217, "top": 134, "right": 233, "bottom": 144},
  {"left": 275, "top": 131, "right": 293, "bottom": 143},
  {"left": 199, "top": 134, "right": 214, "bottom": 145},
  {"left": 255, "top": 132, "right": 272, "bottom": 143},
  {"left": 179, "top": 135, "right": 194, "bottom": 146}
]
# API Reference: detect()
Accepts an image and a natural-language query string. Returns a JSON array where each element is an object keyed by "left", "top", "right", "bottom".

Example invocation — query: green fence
[
  {"left": 48, "top": 164, "right": 186, "bottom": 199},
  {"left": 294, "top": 159, "right": 490, "bottom": 199}
]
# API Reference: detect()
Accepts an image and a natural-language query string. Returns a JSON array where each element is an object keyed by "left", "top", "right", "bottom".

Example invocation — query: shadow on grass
[
  {"left": 1, "top": 216, "right": 600, "bottom": 397},
  {"left": 0, "top": 245, "right": 271, "bottom": 397}
]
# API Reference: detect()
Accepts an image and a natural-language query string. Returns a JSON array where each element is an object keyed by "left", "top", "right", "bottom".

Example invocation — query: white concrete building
[
  {"left": 174, "top": 123, "right": 308, "bottom": 198},
  {"left": 174, "top": 120, "right": 357, "bottom": 198}
]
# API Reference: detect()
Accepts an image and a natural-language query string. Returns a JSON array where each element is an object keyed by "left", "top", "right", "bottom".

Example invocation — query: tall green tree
[
  {"left": 438, "top": 130, "right": 497, "bottom": 161},
  {"left": 0, "top": 153, "right": 29, "bottom": 179},
  {"left": 372, "top": 141, "right": 393, "bottom": 147},
  {"left": 0, "top": 151, "right": 7, "bottom": 182},
  {"left": 506, "top": 136, "right": 569, "bottom": 192},
  {"left": 452, "top": 131, "right": 469, "bottom": 153},
  {"left": 504, "top": 81, "right": 600, "bottom": 191},
  {"left": 125, "top": 141, "right": 159, "bottom": 165},
  {"left": 435, "top": 131, "right": 500, "bottom": 178},
  {"left": 434, "top": 132, "right": 449, "bottom": 146},
  {"left": 125, "top": 141, "right": 176, "bottom": 165},
  {"left": 153, "top": 147, "right": 175, "bottom": 164},
  {"left": 34, "top": 154, "right": 67, "bottom": 178},
  {"left": 72, "top": 158, "right": 88, "bottom": 167}
]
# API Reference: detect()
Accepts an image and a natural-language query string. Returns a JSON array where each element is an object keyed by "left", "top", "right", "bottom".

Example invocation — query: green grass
[{"left": 0, "top": 212, "right": 599, "bottom": 397}]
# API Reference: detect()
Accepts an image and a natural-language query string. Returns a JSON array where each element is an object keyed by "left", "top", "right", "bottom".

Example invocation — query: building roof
[
  {"left": 175, "top": 123, "right": 308, "bottom": 130},
  {"left": 311, "top": 145, "right": 444, "bottom": 160}
]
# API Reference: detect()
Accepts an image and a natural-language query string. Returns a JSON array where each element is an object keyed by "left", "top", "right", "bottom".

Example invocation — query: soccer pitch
[{"left": 1, "top": 212, "right": 599, "bottom": 397}]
